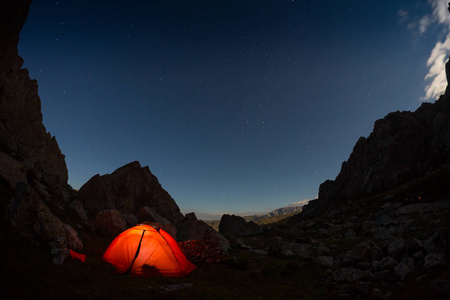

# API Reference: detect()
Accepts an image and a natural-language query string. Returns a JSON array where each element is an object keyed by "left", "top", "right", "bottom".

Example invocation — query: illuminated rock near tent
[{"left": 177, "top": 212, "right": 230, "bottom": 252}]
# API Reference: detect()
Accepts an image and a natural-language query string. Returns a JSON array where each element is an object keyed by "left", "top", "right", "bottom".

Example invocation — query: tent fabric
[
  {"left": 69, "top": 249, "right": 86, "bottom": 263},
  {"left": 102, "top": 224, "right": 197, "bottom": 276}
]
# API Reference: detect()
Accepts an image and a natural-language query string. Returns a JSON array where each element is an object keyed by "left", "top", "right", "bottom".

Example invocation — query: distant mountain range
[
  {"left": 203, "top": 199, "right": 312, "bottom": 230},
  {"left": 243, "top": 199, "right": 311, "bottom": 225}
]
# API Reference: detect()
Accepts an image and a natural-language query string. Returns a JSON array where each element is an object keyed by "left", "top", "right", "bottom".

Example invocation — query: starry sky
[{"left": 18, "top": 0, "right": 450, "bottom": 219}]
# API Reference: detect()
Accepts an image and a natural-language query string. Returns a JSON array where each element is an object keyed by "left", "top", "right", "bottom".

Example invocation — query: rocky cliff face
[
  {"left": 297, "top": 61, "right": 450, "bottom": 220},
  {"left": 0, "top": 0, "right": 83, "bottom": 264},
  {"left": 0, "top": 1, "right": 68, "bottom": 187}
]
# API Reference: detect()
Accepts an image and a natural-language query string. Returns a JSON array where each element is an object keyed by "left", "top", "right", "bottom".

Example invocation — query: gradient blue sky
[{"left": 19, "top": 0, "right": 449, "bottom": 219}]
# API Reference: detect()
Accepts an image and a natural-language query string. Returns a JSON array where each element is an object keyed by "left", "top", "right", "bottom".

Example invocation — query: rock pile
[
  {"left": 266, "top": 189, "right": 450, "bottom": 297},
  {"left": 178, "top": 239, "right": 229, "bottom": 264}
]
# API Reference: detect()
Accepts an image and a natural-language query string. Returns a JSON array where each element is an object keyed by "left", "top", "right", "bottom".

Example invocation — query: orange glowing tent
[{"left": 102, "top": 224, "right": 196, "bottom": 276}]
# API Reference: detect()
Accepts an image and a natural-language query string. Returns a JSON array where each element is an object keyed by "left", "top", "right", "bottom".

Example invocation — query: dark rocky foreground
[{"left": 1, "top": 1, "right": 449, "bottom": 299}]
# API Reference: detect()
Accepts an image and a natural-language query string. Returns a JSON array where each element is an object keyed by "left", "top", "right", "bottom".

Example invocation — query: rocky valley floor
[{"left": 2, "top": 167, "right": 449, "bottom": 299}]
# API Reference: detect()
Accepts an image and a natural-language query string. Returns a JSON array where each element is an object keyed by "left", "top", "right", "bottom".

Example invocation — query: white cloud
[
  {"left": 419, "top": 15, "right": 431, "bottom": 33},
  {"left": 420, "top": 0, "right": 450, "bottom": 101},
  {"left": 429, "top": 0, "right": 450, "bottom": 25},
  {"left": 423, "top": 34, "right": 450, "bottom": 100},
  {"left": 397, "top": 9, "right": 409, "bottom": 24}
]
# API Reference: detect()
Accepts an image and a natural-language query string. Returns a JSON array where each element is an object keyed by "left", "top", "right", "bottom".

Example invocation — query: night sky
[{"left": 19, "top": 0, "right": 450, "bottom": 219}]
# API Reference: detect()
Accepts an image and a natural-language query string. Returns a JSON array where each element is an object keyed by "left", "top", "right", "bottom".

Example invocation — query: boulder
[
  {"left": 0, "top": 151, "right": 26, "bottom": 191},
  {"left": 332, "top": 268, "right": 370, "bottom": 282},
  {"left": 387, "top": 237, "right": 405, "bottom": 260},
  {"left": 177, "top": 212, "right": 230, "bottom": 252},
  {"left": 424, "top": 254, "right": 444, "bottom": 268},
  {"left": 92, "top": 209, "right": 127, "bottom": 238},
  {"left": 219, "top": 214, "right": 263, "bottom": 237},
  {"left": 423, "top": 230, "right": 447, "bottom": 255},
  {"left": 404, "top": 238, "right": 423, "bottom": 254},
  {"left": 7, "top": 186, "right": 83, "bottom": 263},
  {"left": 178, "top": 239, "right": 229, "bottom": 264},
  {"left": 136, "top": 206, "right": 170, "bottom": 224},
  {"left": 76, "top": 174, "right": 115, "bottom": 219},
  {"left": 313, "top": 256, "right": 336, "bottom": 267},
  {"left": 374, "top": 256, "right": 398, "bottom": 271},
  {"left": 69, "top": 199, "right": 89, "bottom": 223},
  {"left": 145, "top": 222, "right": 177, "bottom": 240},
  {"left": 394, "top": 256, "right": 415, "bottom": 280},
  {"left": 431, "top": 280, "right": 450, "bottom": 294},
  {"left": 266, "top": 239, "right": 330, "bottom": 259},
  {"left": 344, "top": 229, "right": 356, "bottom": 239},
  {"left": 123, "top": 213, "right": 139, "bottom": 227},
  {"left": 350, "top": 240, "right": 383, "bottom": 263}
]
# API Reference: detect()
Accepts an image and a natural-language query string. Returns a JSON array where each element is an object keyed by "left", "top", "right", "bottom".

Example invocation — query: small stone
[
  {"left": 379, "top": 256, "right": 398, "bottom": 270},
  {"left": 394, "top": 256, "right": 414, "bottom": 280},
  {"left": 387, "top": 237, "right": 405, "bottom": 259},
  {"left": 160, "top": 283, "right": 194, "bottom": 292},
  {"left": 344, "top": 229, "right": 356, "bottom": 239},
  {"left": 375, "top": 213, "right": 392, "bottom": 227},
  {"left": 431, "top": 280, "right": 450, "bottom": 293},
  {"left": 313, "top": 256, "right": 335, "bottom": 267},
  {"left": 332, "top": 268, "right": 366, "bottom": 282},
  {"left": 423, "top": 254, "right": 444, "bottom": 268}
]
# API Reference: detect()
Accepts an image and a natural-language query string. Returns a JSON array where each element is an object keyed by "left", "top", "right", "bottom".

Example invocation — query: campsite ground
[
  {"left": 0, "top": 183, "right": 327, "bottom": 299},
  {"left": 2, "top": 177, "right": 450, "bottom": 300},
  {"left": 1, "top": 227, "right": 329, "bottom": 300},
  {"left": 2, "top": 227, "right": 447, "bottom": 300},
  {"left": 0, "top": 226, "right": 446, "bottom": 300}
]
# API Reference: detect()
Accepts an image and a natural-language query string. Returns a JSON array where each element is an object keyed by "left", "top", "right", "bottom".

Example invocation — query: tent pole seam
[
  {"left": 125, "top": 229, "right": 146, "bottom": 275},
  {"left": 157, "top": 228, "right": 185, "bottom": 275}
]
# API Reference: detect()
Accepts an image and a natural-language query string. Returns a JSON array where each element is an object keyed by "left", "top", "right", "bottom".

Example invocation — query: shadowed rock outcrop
[
  {"left": 1, "top": 0, "right": 83, "bottom": 264},
  {"left": 78, "top": 161, "right": 185, "bottom": 224},
  {"left": 295, "top": 60, "right": 450, "bottom": 220},
  {"left": 0, "top": 1, "right": 68, "bottom": 187},
  {"left": 177, "top": 212, "right": 230, "bottom": 251},
  {"left": 219, "top": 214, "right": 263, "bottom": 237}
]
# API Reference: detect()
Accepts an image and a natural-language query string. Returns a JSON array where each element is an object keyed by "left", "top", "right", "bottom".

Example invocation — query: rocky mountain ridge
[
  {"left": 203, "top": 201, "right": 309, "bottom": 230},
  {"left": 294, "top": 71, "right": 450, "bottom": 221},
  {"left": 243, "top": 200, "right": 308, "bottom": 224}
]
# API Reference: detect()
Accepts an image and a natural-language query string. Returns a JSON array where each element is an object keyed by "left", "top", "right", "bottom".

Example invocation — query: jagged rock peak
[
  {"left": 296, "top": 58, "right": 450, "bottom": 220},
  {"left": 78, "top": 161, "right": 185, "bottom": 224}
]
